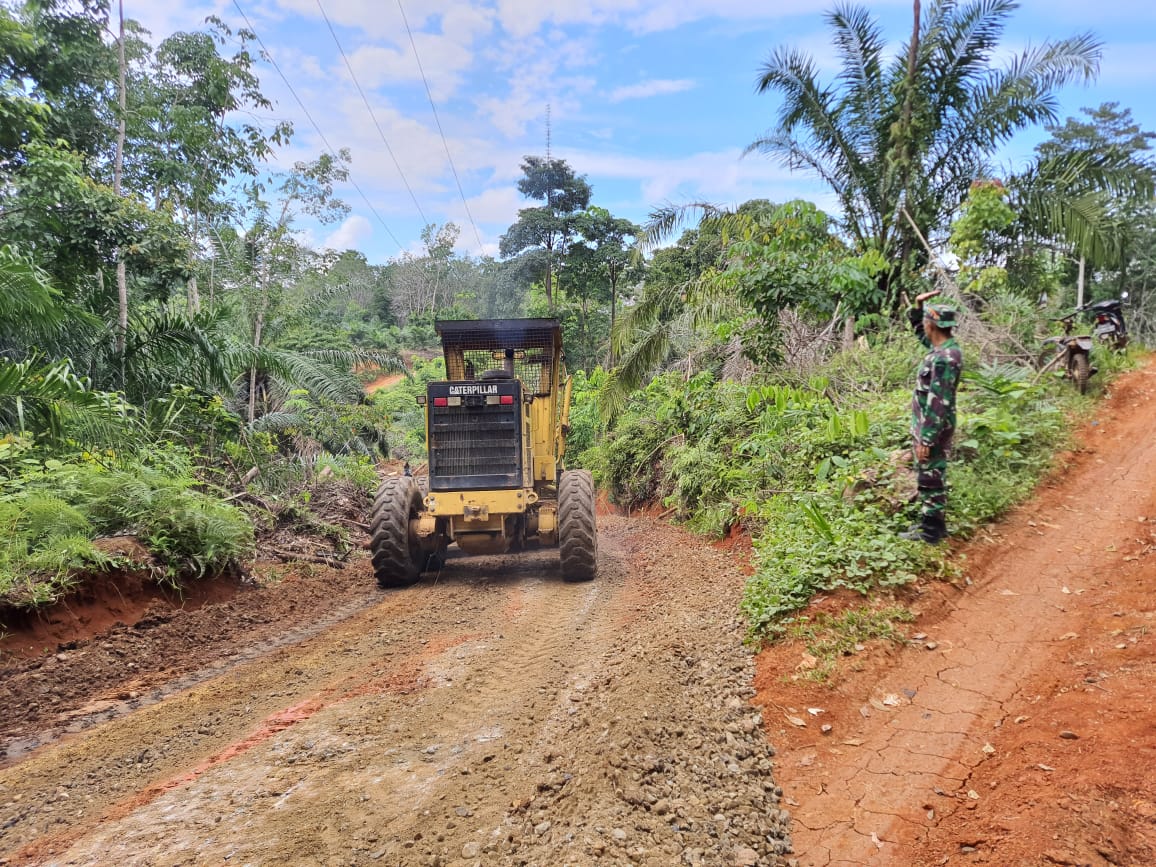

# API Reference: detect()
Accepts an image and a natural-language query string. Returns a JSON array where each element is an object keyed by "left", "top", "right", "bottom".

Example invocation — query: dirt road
[
  {"left": 758, "top": 361, "right": 1156, "bottom": 866},
  {"left": 3, "top": 364, "right": 1156, "bottom": 866},
  {"left": 0, "top": 517, "right": 790, "bottom": 866}
]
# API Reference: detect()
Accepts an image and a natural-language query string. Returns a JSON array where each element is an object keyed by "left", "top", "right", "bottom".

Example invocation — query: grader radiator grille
[{"left": 427, "top": 381, "right": 522, "bottom": 490}]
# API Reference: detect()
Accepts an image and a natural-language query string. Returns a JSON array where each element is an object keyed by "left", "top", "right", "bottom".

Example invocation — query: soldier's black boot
[
  {"left": 899, "top": 514, "right": 947, "bottom": 544},
  {"left": 921, "top": 513, "right": 948, "bottom": 544}
]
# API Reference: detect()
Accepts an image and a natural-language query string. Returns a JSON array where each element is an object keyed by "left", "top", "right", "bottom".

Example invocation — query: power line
[
  {"left": 396, "top": 0, "right": 486, "bottom": 253},
  {"left": 230, "top": 0, "right": 405, "bottom": 253},
  {"left": 315, "top": 0, "right": 430, "bottom": 228}
]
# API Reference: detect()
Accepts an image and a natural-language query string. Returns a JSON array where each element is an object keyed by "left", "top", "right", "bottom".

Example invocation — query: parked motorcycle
[
  {"left": 1037, "top": 308, "right": 1095, "bottom": 394},
  {"left": 1086, "top": 292, "right": 1129, "bottom": 350}
]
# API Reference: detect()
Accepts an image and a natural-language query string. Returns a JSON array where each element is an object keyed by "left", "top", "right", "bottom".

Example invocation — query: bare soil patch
[
  {"left": 754, "top": 360, "right": 1156, "bottom": 866},
  {"left": 1, "top": 516, "right": 791, "bottom": 866},
  {"left": 364, "top": 371, "right": 405, "bottom": 394},
  {"left": 3, "top": 364, "right": 1156, "bottom": 866}
]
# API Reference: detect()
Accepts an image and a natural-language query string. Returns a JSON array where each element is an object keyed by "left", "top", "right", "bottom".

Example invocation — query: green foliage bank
[{"left": 577, "top": 302, "right": 1138, "bottom": 644}]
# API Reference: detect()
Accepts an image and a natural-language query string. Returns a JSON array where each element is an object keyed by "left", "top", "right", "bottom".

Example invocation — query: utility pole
[{"left": 545, "top": 104, "right": 554, "bottom": 311}]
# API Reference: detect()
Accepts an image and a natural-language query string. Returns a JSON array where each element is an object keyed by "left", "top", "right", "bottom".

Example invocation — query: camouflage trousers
[{"left": 913, "top": 440, "right": 951, "bottom": 519}]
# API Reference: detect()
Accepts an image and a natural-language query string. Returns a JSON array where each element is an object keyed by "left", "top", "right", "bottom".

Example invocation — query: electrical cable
[
  {"left": 315, "top": 0, "right": 430, "bottom": 228},
  {"left": 230, "top": 0, "right": 405, "bottom": 252},
  {"left": 395, "top": 0, "right": 486, "bottom": 253}
]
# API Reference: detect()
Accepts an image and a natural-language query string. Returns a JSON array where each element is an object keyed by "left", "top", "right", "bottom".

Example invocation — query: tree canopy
[{"left": 746, "top": 0, "right": 1102, "bottom": 303}]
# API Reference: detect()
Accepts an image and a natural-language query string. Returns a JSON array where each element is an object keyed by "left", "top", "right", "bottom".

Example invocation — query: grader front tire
[
  {"left": 558, "top": 469, "right": 597, "bottom": 582},
  {"left": 369, "top": 477, "right": 426, "bottom": 588}
]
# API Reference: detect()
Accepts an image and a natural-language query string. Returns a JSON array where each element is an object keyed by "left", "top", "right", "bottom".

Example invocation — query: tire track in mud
[
  {"left": 0, "top": 524, "right": 658, "bottom": 864},
  {"left": 2, "top": 515, "right": 795, "bottom": 867},
  {"left": 0, "top": 570, "right": 510, "bottom": 859},
  {"left": 3, "top": 516, "right": 794, "bottom": 867},
  {"left": 1, "top": 587, "right": 386, "bottom": 765}
]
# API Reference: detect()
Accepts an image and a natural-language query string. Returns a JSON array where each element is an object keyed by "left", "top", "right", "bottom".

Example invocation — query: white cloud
[
  {"left": 132, "top": 0, "right": 230, "bottom": 41},
  {"left": 608, "top": 78, "right": 695, "bottom": 103},
  {"left": 322, "top": 214, "right": 373, "bottom": 250},
  {"left": 136, "top": 0, "right": 1153, "bottom": 266}
]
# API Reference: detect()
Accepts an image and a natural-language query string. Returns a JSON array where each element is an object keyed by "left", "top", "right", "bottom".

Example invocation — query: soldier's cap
[{"left": 923, "top": 303, "right": 958, "bottom": 329}]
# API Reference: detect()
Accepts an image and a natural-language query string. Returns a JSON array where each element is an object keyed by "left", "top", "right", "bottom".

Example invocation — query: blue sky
[{"left": 135, "top": 0, "right": 1156, "bottom": 263}]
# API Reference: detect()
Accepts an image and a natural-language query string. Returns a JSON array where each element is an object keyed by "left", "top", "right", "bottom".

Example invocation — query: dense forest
[{"left": 2, "top": 0, "right": 1155, "bottom": 642}]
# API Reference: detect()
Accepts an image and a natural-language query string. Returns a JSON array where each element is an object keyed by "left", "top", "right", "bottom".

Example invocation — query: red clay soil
[
  {"left": 754, "top": 360, "right": 1156, "bottom": 866},
  {"left": 4, "top": 364, "right": 1156, "bottom": 867},
  {"left": 363, "top": 371, "right": 404, "bottom": 394}
]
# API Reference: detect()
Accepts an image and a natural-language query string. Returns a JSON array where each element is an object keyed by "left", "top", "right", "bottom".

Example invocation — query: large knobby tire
[
  {"left": 369, "top": 477, "right": 426, "bottom": 588},
  {"left": 1072, "top": 352, "right": 1090, "bottom": 395},
  {"left": 558, "top": 469, "right": 597, "bottom": 582}
]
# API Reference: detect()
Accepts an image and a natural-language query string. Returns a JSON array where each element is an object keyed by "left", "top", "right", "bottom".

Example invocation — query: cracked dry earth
[
  {"left": 2, "top": 363, "right": 1156, "bottom": 867},
  {"left": 758, "top": 360, "right": 1156, "bottom": 866}
]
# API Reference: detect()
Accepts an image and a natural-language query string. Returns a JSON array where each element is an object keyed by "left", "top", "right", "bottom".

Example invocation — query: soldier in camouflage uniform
[{"left": 901, "top": 290, "right": 963, "bottom": 544}]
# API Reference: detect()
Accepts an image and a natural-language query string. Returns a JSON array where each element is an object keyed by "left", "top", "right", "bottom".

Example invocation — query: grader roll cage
[{"left": 368, "top": 318, "right": 598, "bottom": 586}]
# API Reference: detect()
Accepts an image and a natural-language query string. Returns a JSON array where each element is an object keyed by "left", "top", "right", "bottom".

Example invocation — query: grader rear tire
[
  {"left": 369, "top": 477, "right": 426, "bottom": 588},
  {"left": 558, "top": 469, "right": 597, "bottom": 582}
]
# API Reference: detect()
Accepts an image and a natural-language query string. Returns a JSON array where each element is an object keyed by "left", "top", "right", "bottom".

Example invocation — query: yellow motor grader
[{"left": 368, "top": 318, "right": 597, "bottom": 586}]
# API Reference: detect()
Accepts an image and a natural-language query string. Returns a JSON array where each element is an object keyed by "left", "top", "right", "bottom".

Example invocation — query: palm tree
[
  {"left": 746, "top": 0, "right": 1101, "bottom": 304},
  {"left": 1008, "top": 147, "right": 1153, "bottom": 272}
]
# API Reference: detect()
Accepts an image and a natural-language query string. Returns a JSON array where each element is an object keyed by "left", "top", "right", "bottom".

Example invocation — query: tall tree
[
  {"left": 124, "top": 20, "right": 291, "bottom": 314},
  {"left": 1006, "top": 102, "right": 1155, "bottom": 283},
  {"left": 746, "top": 0, "right": 1101, "bottom": 305},
  {"left": 233, "top": 151, "right": 350, "bottom": 422},
  {"left": 471, "top": 257, "right": 529, "bottom": 320},
  {"left": 499, "top": 156, "right": 591, "bottom": 310},
  {"left": 389, "top": 223, "right": 468, "bottom": 324},
  {"left": 567, "top": 207, "right": 642, "bottom": 365},
  {"left": 0, "top": 0, "right": 117, "bottom": 166}
]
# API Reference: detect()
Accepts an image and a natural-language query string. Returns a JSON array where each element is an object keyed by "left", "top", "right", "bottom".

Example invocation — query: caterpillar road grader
[{"left": 368, "top": 318, "right": 598, "bottom": 587}]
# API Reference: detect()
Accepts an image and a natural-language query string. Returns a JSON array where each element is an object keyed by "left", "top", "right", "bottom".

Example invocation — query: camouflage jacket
[{"left": 908, "top": 307, "right": 963, "bottom": 448}]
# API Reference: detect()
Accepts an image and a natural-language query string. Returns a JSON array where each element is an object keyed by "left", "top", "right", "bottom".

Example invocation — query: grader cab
[{"left": 368, "top": 318, "right": 597, "bottom": 587}]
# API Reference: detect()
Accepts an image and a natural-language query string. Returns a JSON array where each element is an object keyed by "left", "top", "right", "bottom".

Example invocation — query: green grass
[{"left": 782, "top": 605, "right": 916, "bottom": 682}]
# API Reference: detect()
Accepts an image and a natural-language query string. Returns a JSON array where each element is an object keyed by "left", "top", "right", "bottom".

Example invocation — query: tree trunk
[
  {"left": 545, "top": 259, "right": 554, "bottom": 311},
  {"left": 187, "top": 274, "right": 201, "bottom": 316},
  {"left": 248, "top": 248, "right": 272, "bottom": 423},
  {"left": 113, "top": 0, "right": 128, "bottom": 359},
  {"left": 188, "top": 211, "right": 202, "bottom": 315},
  {"left": 248, "top": 309, "right": 265, "bottom": 423},
  {"left": 890, "top": 0, "right": 921, "bottom": 284},
  {"left": 1077, "top": 256, "right": 1085, "bottom": 308},
  {"left": 609, "top": 275, "right": 618, "bottom": 366}
]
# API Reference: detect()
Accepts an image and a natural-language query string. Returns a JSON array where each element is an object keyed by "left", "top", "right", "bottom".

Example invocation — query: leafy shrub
[
  {"left": 741, "top": 497, "right": 931, "bottom": 639},
  {"left": 564, "top": 367, "right": 604, "bottom": 467},
  {"left": 0, "top": 456, "right": 254, "bottom": 606},
  {"left": 588, "top": 310, "right": 1124, "bottom": 645},
  {"left": 372, "top": 356, "right": 445, "bottom": 461},
  {"left": 0, "top": 495, "right": 107, "bottom": 605},
  {"left": 73, "top": 465, "right": 253, "bottom": 578}
]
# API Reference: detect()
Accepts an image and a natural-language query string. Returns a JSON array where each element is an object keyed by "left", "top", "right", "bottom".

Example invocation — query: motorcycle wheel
[
  {"left": 1072, "top": 352, "right": 1090, "bottom": 394},
  {"left": 1036, "top": 340, "right": 1064, "bottom": 374}
]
